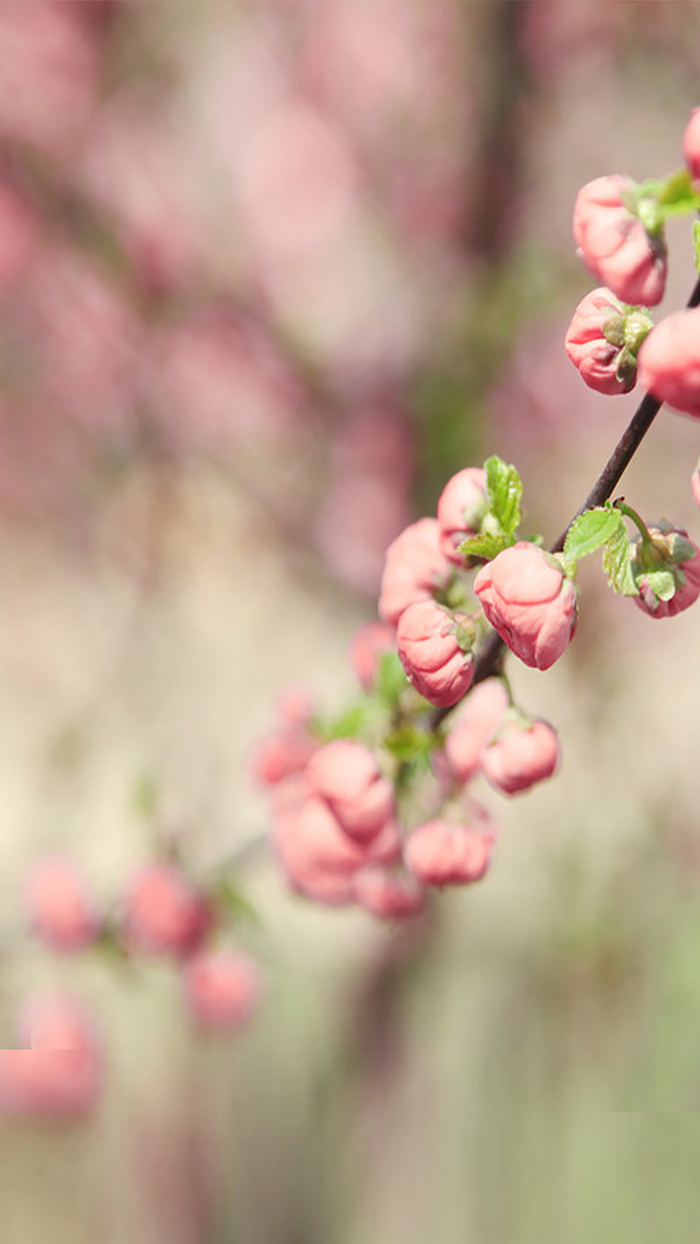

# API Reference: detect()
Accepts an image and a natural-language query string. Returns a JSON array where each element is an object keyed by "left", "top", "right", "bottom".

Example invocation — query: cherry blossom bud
[
  {"left": 273, "top": 793, "right": 401, "bottom": 906},
  {"left": 573, "top": 175, "right": 667, "bottom": 306},
  {"left": 396, "top": 599, "right": 475, "bottom": 707},
  {"left": 405, "top": 818, "right": 494, "bottom": 887},
  {"left": 349, "top": 620, "right": 395, "bottom": 689},
  {"left": 182, "top": 949, "right": 263, "bottom": 1031},
  {"left": 379, "top": 518, "right": 452, "bottom": 627},
  {"left": 24, "top": 855, "right": 101, "bottom": 952},
  {"left": 436, "top": 467, "right": 488, "bottom": 565},
  {"left": 481, "top": 717, "right": 560, "bottom": 795},
  {"left": 474, "top": 543, "right": 578, "bottom": 670},
  {"left": 442, "top": 678, "right": 510, "bottom": 784},
  {"left": 250, "top": 729, "right": 318, "bottom": 787},
  {"left": 565, "top": 288, "right": 652, "bottom": 395},
  {"left": 354, "top": 866, "right": 427, "bottom": 919},
  {"left": 692, "top": 457, "right": 700, "bottom": 509},
  {"left": 630, "top": 523, "right": 700, "bottom": 618},
  {"left": 0, "top": 994, "right": 103, "bottom": 1119},
  {"left": 683, "top": 107, "right": 700, "bottom": 184},
  {"left": 306, "top": 740, "right": 394, "bottom": 843},
  {"left": 121, "top": 863, "right": 213, "bottom": 958},
  {"left": 636, "top": 308, "right": 700, "bottom": 420}
]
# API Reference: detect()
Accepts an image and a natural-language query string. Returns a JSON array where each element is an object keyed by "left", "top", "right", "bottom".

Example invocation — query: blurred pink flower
[
  {"left": 183, "top": 949, "right": 263, "bottom": 1031},
  {"left": 0, "top": 993, "right": 103, "bottom": 1119},
  {"left": 121, "top": 864, "right": 213, "bottom": 959},
  {"left": 24, "top": 854, "right": 101, "bottom": 952},
  {"left": 0, "top": 1, "right": 98, "bottom": 153}
]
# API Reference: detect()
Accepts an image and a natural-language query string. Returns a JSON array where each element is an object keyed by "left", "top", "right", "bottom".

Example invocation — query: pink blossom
[
  {"left": 405, "top": 818, "right": 494, "bottom": 887},
  {"left": 273, "top": 792, "right": 401, "bottom": 906},
  {"left": 683, "top": 107, "right": 700, "bottom": 184},
  {"left": 474, "top": 543, "right": 578, "bottom": 670},
  {"left": 0, "top": 993, "right": 103, "bottom": 1119},
  {"left": 692, "top": 459, "right": 700, "bottom": 510},
  {"left": 436, "top": 467, "right": 488, "bottom": 564},
  {"left": 24, "top": 855, "right": 101, "bottom": 952},
  {"left": 378, "top": 518, "right": 452, "bottom": 627},
  {"left": 631, "top": 525, "right": 700, "bottom": 618},
  {"left": 349, "top": 620, "right": 396, "bottom": 689},
  {"left": 396, "top": 599, "right": 474, "bottom": 707},
  {"left": 565, "top": 288, "right": 642, "bottom": 396},
  {"left": 481, "top": 719, "right": 560, "bottom": 795},
  {"left": 121, "top": 864, "right": 213, "bottom": 959},
  {"left": 353, "top": 866, "right": 427, "bottom": 919},
  {"left": 573, "top": 176, "right": 667, "bottom": 306},
  {"left": 250, "top": 729, "right": 318, "bottom": 788},
  {"left": 182, "top": 949, "right": 263, "bottom": 1031},
  {"left": 306, "top": 740, "right": 394, "bottom": 843},
  {"left": 442, "top": 678, "right": 510, "bottom": 784},
  {"left": 637, "top": 309, "right": 700, "bottom": 420},
  {"left": 0, "top": 182, "right": 38, "bottom": 295}
]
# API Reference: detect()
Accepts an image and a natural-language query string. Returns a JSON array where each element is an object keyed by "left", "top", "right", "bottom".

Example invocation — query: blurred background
[{"left": 3, "top": 0, "right": 700, "bottom": 1239}]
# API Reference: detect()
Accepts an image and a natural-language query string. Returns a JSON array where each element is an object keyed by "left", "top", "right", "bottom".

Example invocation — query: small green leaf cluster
[{"left": 459, "top": 455, "right": 526, "bottom": 561}]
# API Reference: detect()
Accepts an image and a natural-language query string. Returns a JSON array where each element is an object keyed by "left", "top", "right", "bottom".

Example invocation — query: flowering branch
[{"left": 431, "top": 271, "right": 700, "bottom": 726}]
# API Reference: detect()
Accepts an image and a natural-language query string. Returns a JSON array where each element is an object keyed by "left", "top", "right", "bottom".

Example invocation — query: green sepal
[
  {"left": 641, "top": 568, "right": 677, "bottom": 602},
  {"left": 374, "top": 651, "right": 408, "bottom": 705},
  {"left": 458, "top": 530, "right": 514, "bottom": 562},
  {"left": 563, "top": 505, "right": 623, "bottom": 569},
  {"left": 313, "top": 701, "right": 378, "bottom": 742},
  {"left": 602, "top": 522, "right": 638, "bottom": 596},
  {"left": 484, "top": 455, "right": 523, "bottom": 536}
]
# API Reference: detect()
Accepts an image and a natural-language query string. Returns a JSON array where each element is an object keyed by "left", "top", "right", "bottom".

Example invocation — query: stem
[
  {"left": 431, "top": 272, "right": 700, "bottom": 729},
  {"left": 614, "top": 500, "right": 656, "bottom": 547}
]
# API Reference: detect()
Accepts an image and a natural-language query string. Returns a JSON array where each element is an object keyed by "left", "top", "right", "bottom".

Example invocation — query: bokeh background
[{"left": 3, "top": 0, "right": 700, "bottom": 1239}]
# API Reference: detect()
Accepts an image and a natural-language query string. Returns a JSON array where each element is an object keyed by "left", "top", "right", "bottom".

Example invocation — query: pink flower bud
[
  {"left": 121, "top": 864, "right": 213, "bottom": 958},
  {"left": 631, "top": 524, "right": 700, "bottom": 618},
  {"left": 349, "top": 620, "right": 395, "bottom": 689},
  {"left": 636, "top": 308, "right": 700, "bottom": 420},
  {"left": 353, "top": 866, "right": 427, "bottom": 920},
  {"left": 692, "top": 458, "right": 700, "bottom": 510},
  {"left": 474, "top": 543, "right": 578, "bottom": 670},
  {"left": 683, "top": 107, "right": 700, "bottom": 184},
  {"left": 573, "top": 176, "right": 667, "bottom": 306},
  {"left": 273, "top": 793, "right": 401, "bottom": 906},
  {"left": 250, "top": 729, "right": 318, "bottom": 787},
  {"left": 481, "top": 718, "right": 560, "bottom": 795},
  {"left": 436, "top": 467, "right": 488, "bottom": 564},
  {"left": 306, "top": 740, "right": 394, "bottom": 843},
  {"left": 378, "top": 518, "right": 452, "bottom": 627},
  {"left": 396, "top": 599, "right": 475, "bottom": 707},
  {"left": 565, "top": 288, "right": 651, "bottom": 395},
  {"left": 442, "top": 678, "right": 510, "bottom": 784},
  {"left": 182, "top": 949, "right": 263, "bottom": 1031},
  {"left": 405, "top": 818, "right": 494, "bottom": 887},
  {"left": 24, "top": 855, "right": 101, "bottom": 952},
  {"left": 0, "top": 994, "right": 103, "bottom": 1119}
]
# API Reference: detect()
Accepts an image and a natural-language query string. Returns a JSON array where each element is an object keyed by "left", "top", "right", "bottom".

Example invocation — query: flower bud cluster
[{"left": 11, "top": 846, "right": 265, "bottom": 1118}]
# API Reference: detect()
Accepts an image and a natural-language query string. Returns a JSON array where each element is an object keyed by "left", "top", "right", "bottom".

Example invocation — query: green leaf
[
  {"left": 314, "top": 701, "right": 377, "bottom": 742},
  {"left": 564, "top": 507, "right": 623, "bottom": 566},
  {"left": 374, "top": 652, "right": 407, "bottom": 704},
  {"left": 484, "top": 455, "right": 523, "bottom": 536},
  {"left": 458, "top": 530, "right": 514, "bottom": 562},
  {"left": 602, "top": 523, "right": 638, "bottom": 596},
  {"left": 655, "top": 168, "right": 700, "bottom": 215},
  {"left": 693, "top": 221, "right": 700, "bottom": 278},
  {"left": 643, "top": 568, "right": 677, "bottom": 602},
  {"left": 215, "top": 878, "right": 262, "bottom": 927},
  {"left": 384, "top": 725, "right": 436, "bottom": 765}
]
